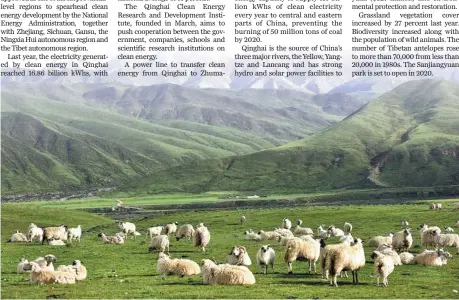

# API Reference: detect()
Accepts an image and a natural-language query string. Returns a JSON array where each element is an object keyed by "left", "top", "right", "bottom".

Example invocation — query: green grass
[{"left": 2, "top": 200, "right": 459, "bottom": 299}]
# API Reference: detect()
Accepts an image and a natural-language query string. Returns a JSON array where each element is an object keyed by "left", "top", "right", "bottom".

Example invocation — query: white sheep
[
  {"left": 372, "top": 251, "right": 395, "bottom": 287},
  {"left": 297, "top": 219, "right": 303, "bottom": 226},
  {"left": 317, "top": 226, "right": 330, "bottom": 240},
  {"left": 194, "top": 224, "right": 211, "bottom": 252},
  {"left": 244, "top": 230, "right": 262, "bottom": 241},
  {"left": 429, "top": 203, "right": 436, "bottom": 210},
  {"left": 344, "top": 222, "right": 353, "bottom": 233},
  {"left": 293, "top": 225, "right": 314, "bottom": 236},
  {"left": 327, "top": 225, "right": 345, "bottom": 238},
  {"left": 156, "top": 252, "right": 200, "bottom": 277},
  {"left": 401, "top": 220, "right": 409, "bottom": 227},
  {"left": 274, "top": 228, "right": 294, "bottom": 238},
  {"left": 56, "top": 260, "right": 87, "bottom": 281},
  {"left": 277, "top": 236, "right": 295, "bottom": 247},
  {"left": 176, "top": 224, "right": 195, "bottom": 241},
  {"left": 436, "top": 203, "right": 442, "bottom": 210},
  {"left": 146, "top": 226, "right": 164, "bottom": 239},
  {"left": 391, "top": 228, "right": 413, "bottom": 252},
  {"left": 368, "top": 233, "right": 394, "bottom": 248},
  {"left": 98, "top": 233, "right": 124, "bottom": 244},
  {"left": 323, "top": 238, "right": 365, "bottom": 287},
  {"left": 259, "top": 230, "right": 281, "bottom": 241},
  {"left": 118, "top": 221, "right": 137, "bottom": 240},
  {"left": 320, "top": 239, "right": 353, "bottom": 280},
  {"left": 148, "top": 235, "right": 170, "bottom": 253},
  {"left": 68, "top": 225, "right": 82, "bottom": 242},
  {"left": 413, "top": 248, "right": 453, "bottom": 266},
  {"left": 284, "top": 237, "right": 321, "bottom": 274},
  {"left": 444, "top": 226, "right": 455, "bottom": 233},
  {"left": 340, "top": 233, "right": 354, "bottom": 245},
  {"left": 42, "top": 225, "right": 68, "bottom": 244},
  {"left": 399, "top": 252, "right": 415, "bottom": 265},
  {"left": 282, "top": 218, "right": 292, "bottom": 230},
  {"left": 18, "top": 255, "right": 57, "bottom": 274},
  {"left": 226, "top": 246, "right": 252, "bottom": 266},
  {"left": 418, "top": 224, "right": 441, "bottom": 249},
  {"left": 200, "top": 259, "right": 255, "bottom": 285},
  {"left": 29, "top": 262, "right": 75, "bottom": 285},
  {"left": 240, "top": 216, "right": 246, "bottom": 224},
  {"left": 27, "top": 223, "right": 44, "bottom": 243},
  {"left": 165, "top": 222, "right": 179, "bottom": 235},
  {"left": 373, "top": 244, "right": 402, "bottom": 266},
  {"left": 433, "top": 233, "right": 459, "bottom": 253},
  {"left": 256, "top": 245, "right": 275, "bottom": 274},
  {"left": 7, "top": 230, "right": 28, "bottom": 242},
  {"left": 49, "top": 239, "right": 66, "bottom": 246}
]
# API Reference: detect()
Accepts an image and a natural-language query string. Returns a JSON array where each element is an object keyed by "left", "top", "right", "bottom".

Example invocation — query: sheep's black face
[
  {"left": 176, "top": 237, "right": 180, "bottom": 241},
  {"left": 98, "top": 233, "right": 103, "bottom": 237},
  {"left": 370, "top": 252, "right": 377, "bottom": 259},
  {"left": 319, "top": 239, "right": 326, "bottom": 248},
  {"left": 261, "top": 246, "right": 268, "bottom": 253}
]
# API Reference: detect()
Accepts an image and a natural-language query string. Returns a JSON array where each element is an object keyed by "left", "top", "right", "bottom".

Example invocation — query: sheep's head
[
  {"left": 371, "top": 251, "right": 383, "bottom": 260},
  {"left": 418, "top": 224, "right": 428, "bottom": 230},
  {"left": 19, "top": 258, "right": 28, "bottom": 263},
  {"left": 200, "top": 259, "right": 214, "bottom": 267},
  {"left": 44, "top": 254, "right": 57, "bottom": 263},
  {"left": 353, "top": 238, "right": 363, "bottom": 245},
  {"left": 72, "top": 260, "right": 82, "bottom": 267},
  {"left": 229, "top": 246, "right": 239, "bottom": 256},
  {"left": 260, "top": 245, "right": 270, "bottom": 253},
  {"left": 319, "top": 239, "right": 326, "bottom": 248},
  {"left": 174, "top": 222, "right": 179, "bottom": 225},
  {"left": 158, "top": 252, "right": 169, "bottom": 260},
  {"left": 403, "top": 228, "right": 411, "bottom": 235}
]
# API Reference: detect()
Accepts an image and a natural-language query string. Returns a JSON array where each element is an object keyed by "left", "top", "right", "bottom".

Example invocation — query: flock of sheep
[{"left": 7, "top": 202, "right": 459, "bottom": 288}]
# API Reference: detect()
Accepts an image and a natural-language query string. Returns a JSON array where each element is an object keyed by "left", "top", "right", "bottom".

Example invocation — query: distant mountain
[{"left": 123, "top": 79, "right": 459, "bottom": 194}]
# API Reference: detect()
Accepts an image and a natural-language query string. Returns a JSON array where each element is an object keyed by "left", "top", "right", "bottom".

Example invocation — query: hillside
[{"left": 123, "top": 79, "right": 459, "bottom": 194}]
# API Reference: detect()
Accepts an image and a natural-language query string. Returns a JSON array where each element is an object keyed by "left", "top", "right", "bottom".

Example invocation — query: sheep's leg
[
  {"left": 313, "top": 262, "right": 317, "bottom": 274},
  {"left": 287, "top": 262, "right": 293, "bottom": 274},
  {"left": 271, "top": 263, "right": 274, "bottom": 274},
  {"left": 376, "top": 276, "right": 380, "bottom": 286},
  {"left": 333, "top": 274, "right": 338, "bottom": 287},
  {"left": 352, "top": 271, "right": 356, "bottom": 284},
  {"left": 355, "top": 271, "right": 359, "bottom": 284},
  {"left": 308, "top": 261, "right": 312, "bottom": 273},
  {"left": 263, "top": 265, "right": 267, "bottom": 274}
]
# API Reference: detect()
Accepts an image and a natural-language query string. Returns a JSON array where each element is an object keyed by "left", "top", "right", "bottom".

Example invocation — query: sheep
[
  {"left": 17, "top": 258, "right": 31, "bottom": 274},
  {"left": 368, "top": 233, "right": 394, "bottom": 248},
  {"left": 98, "top": 233, "right": 124, "bottom": 244},
  {"left": 297, "top": 219, "right": 303, "bottom": 226},
  {"left": 340, "top": 233, "right": 354, "bottom": 245},
  {"left": 413, "top": 248, "right": 453, "bottom": 266},
  {"left": 284, "top": 237, "right": 321, "bottom": 274},
  {"left": 373, "top": 244, "right": 402, "bottom": 266},
  {"left": 165, "top": 222, "right": 179, "bottom": 235},
  {"left": 256, "top": 245, "right": 275, "bottom": 274},
  {"left": 118, "top": 221, "right": 137, "bottom": 240},
  {"left": 27, "top": 223, "right": 44, "bottom": 243},
  {"left": 433, "top": 233, "right": 459, "bottom": 253},
  {"left": 274, "top": 228, "right": 294, "bottom": 237},
  {"left": 344, "top": 222, "right": 353, "bottom": 233},
  {"left": 19, "top": 255, "right": 57, "bottom": 274},
  {"left": 372, "top": 251, "right": 395, "bottom": 287},
  {"left": 258, "top": 230, "right": 281, "bottom": 241},
  {"left": 418, "top": 224, "right": 441, "bottom": 249},
  {"left": 30, "top": 263, "right": 76, "bottom": 285},
  {"left": 277, "top": 236, "right": 295, "bottom": 246},
  {"left": 146, "top": 226, "right": 164, "bottom": 239},
  {"left": 56, "top": 260, "right": 87, "bottom": 281},
  {"left": 7, "top": 230, "right": 28, "bottom": 242},
  {"left": 282, "top": 218, "right": 292, "bottom": 230},
  {"left": 436, "top": 203, "right": 442, "bottom": 210},
  {"left": 429, "top": 203, "right": 436, "bottom": 210},
  {"left": 176, "top": 224, "right": 195, "bottom": 241},
  {"left": 317, "top": 226, "right": 330, "bottom": 240},
  {"left": 327, "top": 225, "right": 345, "bottom": 238},
  {"left": 115, "top": 232, "right": 126, "bottom": 239},
  {"left": 42, "top": 225, "right": 68, "bottom": 245},
  {"left": 391, "top": 228, "right": 413, "bottom": 252},
  {"left": 49, "top": 239, "right": 66, "bottom": 246},
  {"left": 226, "top": 246, "right": 252, "bottom": 266},
  {"left": 399, "top": 252, "right": 415, "bottom": 265},
  {"left": 401, "top": 220, "right": 409, "bottom": 227},
  {"left": 293, "top": 225, "right": 314, "bottom": 236},
  {"left": 320, "top": 239, "right": 353, "bottom": 280},
  {"left": 244, "top": 230, "right": 262, "bottom": 241},
  {"left": 68, "top": 225, "right": 82, "bottom": 242},
  {"left": 445, "top": 226, "right": 455, "bottom": 233},
  {"left": 148, "top": 235, "right": 170, "bottom": 253},
  {"left": 240, "top": 216, "right": 246, "bottom": 224},
  {"left": 156, "top": 252, "right": 200, "bottom": 277},
  {"left": 323, "top": 238, "right": 366, "bottom": 287},
  {"left": 200, "top": 259, "right": 255, "bottom": 285},
  {"left": 194, "top": 224, "right": 211, "bottom": 252}
]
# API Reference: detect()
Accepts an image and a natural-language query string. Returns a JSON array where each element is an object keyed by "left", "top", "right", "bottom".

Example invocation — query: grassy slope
[
  {"left": 2, "top": 201, "right": 459, "bottom": 299},
  {"left": 125, "top": 79, "right": 459, "bottom": 194},
  {"left": 1, "top": 87, "right": 279, "bottom": 195}
]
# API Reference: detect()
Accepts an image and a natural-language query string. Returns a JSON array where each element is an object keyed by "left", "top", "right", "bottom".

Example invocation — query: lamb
[
  {"left": 176, "top": 224, "right": 195, "bottom": 241},
  {"left": 418, "top": 224, "right": 441, "bottom": 249},
  {"left": 274, "top": 228, "right": 294, "bottom": 238},
  {"left": 256, "top": 245, "right": 275, "bottom": 274},
  {"left": 344, "top": 222, "right": 353, "bottom": 233},
  {"left": 372, "top": 251, "right": 395, "bottom": 287},
  {"left": 98, "top": 233, "right": 124, "bottom": 244},
  {"left": 148, "top": 235, "right": 170, "bottom": 253},
  {"left": 391, "top": 228, "right": 413, "bottom": 252},
  {"left": 413, "top": 248, "right": 453, "bottom": 266},
  {"left": 282, "top": 218, "right": 292, "bottom": 230},
  {"left": 56, "top": 260, "right": 87, "bottom": 281},
  {"left": 165, "top": 222, "right": 179, "bottom": 235},
  {"left": 68, "top": 225, "right": 82, "bottom": 242},
  {"left": 399, "top": 252, "right": 415, "bottom": 265},
  {"left": 194, "top": 224, "right": 211, "bottom": 252},
  {"left": 433, "top": 233, "right": 459, "bottom": 253},
  {"left": 368, "top": 233, "right": 394, "bottom": 248},
  {"left": 284, "top": 237, "right": 321, "bottom": 274},
  {"left": 293, "top": 225, "right": 314, "bottom": 236},
  {"left": 156, "top": 252, "right": 200, "bottom": 277},
  {"left": 240, "top": 216, "right": 246, "bottom": 224},
  {"left": 244, "top": 230, "right": 262, "bottom": 241},
  {"left": 444, "top": 226, "right": 455, "bottom": 233},
  {"left": 323, "top": 238, "right": 366, "bottom": 287},
  {"left": 27, "top": 223, "right": 44, "bottom": 243},
  {"left": 200, "top": 259, "right": 255, "bottom": 285},
  {"left": 42, "top": 225, "right": 68, "bottom": 245},
  {"left": 317, "top": 226, "right": 330, "bottom": 239},
  {"left": 146, "top": 226, "right": 164, "bottom": 239},
  {"left": 226, "top": 246, "right": 252, "bottom": 266},
  {"left": 7, "top": 230, "right": 28, "bottom": 242},
  {"left": 118, "top": 221, "right": 138, "bottom": 240},
  {"left": 327, "top": 225, "right": 345, "bottom": 238},
  {"left": 258, "top": 230, "right": 281, "bottom": 241}
]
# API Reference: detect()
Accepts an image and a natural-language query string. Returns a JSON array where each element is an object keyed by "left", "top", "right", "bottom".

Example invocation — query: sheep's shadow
[
  {"left": 277, "top": 280, "right": 370, "bottom": 286},
  {"left": 278, "top": 272, "right": 321, "bottom": 278},
  {"left": 153, "top": 281, "right": 202, "bottom": 286}
]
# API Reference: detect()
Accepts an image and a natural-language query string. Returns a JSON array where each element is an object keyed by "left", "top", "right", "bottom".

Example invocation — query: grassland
[{"left": 2, "top": 199, "right": 459, "bottom": 299}]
